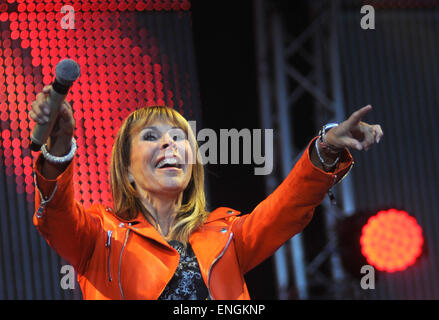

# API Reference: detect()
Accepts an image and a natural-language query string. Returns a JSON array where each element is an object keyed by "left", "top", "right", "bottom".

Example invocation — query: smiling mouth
[
  {"left": 157, "top": 167, "right": 182, "bottom": 172},
  {"left": 157, "top": 165, "right": 182, "bottom": 170},
  {"left": 155, "top": 157, "right": 183, "bottom": 170}
]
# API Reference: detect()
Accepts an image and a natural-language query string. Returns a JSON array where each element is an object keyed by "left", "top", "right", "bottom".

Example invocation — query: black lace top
[{"left": 158, "top": 240, "right": 210, "bottom": 300}]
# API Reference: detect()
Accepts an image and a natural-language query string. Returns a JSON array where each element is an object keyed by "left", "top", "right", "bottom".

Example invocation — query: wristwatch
[
  {"left": 318, "top": 123, "right": 343, "bottom": 153},
  {"left": 318, "top": 122, "right": 339, "bottom": 138}
]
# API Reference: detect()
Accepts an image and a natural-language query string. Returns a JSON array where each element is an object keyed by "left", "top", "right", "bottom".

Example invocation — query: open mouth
[{"left": 155, "top": 157, "right": 183, "bottom": 170}]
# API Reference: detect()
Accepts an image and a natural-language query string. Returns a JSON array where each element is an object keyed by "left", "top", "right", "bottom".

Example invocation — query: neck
[{"left": 138, "top": 190, "right": 182, "bottom": 237}]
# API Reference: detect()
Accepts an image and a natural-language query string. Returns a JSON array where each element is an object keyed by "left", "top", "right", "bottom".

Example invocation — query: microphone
[{"left": 30, "top": 58, "right": 80, "bottom": 152}]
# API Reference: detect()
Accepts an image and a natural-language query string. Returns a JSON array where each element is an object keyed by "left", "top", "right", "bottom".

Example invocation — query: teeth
[{"left": 156, "top": 157, "right": 180, "bottom": 168}]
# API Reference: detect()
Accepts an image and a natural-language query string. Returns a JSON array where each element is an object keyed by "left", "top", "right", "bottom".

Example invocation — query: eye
[
  {"left": 172, "top": 134, "right": 183, "bottom": 141},
  {"left": 143, "top": 132, "right": 158, "bottom": 141},
  {"left": 170, "top": 129, "right": 187, "bottom": 141}
]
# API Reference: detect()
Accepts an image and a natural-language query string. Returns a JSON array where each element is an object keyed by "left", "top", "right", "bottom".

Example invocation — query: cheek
[{"left": 130, "top": 143, "right": 155, "bottom": 173}]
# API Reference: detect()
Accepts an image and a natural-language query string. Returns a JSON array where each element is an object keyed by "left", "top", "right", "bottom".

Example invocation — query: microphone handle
[{"left": 29, "top": 86, "right": 68, "bottom": 152}]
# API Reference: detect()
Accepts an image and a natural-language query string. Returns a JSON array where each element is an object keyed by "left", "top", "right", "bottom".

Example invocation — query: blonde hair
[{"left": 110, "top": 106, "right": 208, "bottom": 244}]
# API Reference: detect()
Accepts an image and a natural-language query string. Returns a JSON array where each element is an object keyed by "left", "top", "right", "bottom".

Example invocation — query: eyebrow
[{"left": 143, "top": 126, "right": 181, "bottom": 130}]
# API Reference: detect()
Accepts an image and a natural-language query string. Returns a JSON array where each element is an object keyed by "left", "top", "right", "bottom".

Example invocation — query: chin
[{"left": 158, "top": 182, "right": 187, "bottom": 194}]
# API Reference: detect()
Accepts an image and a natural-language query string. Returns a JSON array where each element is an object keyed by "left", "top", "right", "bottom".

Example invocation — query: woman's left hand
[{"left": 324, "top": 105, "right": 383, "bottom": 151}]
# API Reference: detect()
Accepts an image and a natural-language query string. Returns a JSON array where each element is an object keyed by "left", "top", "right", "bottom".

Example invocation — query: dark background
[
  {"left": 191, "top": 0, "right": 277, "bottom": 299},
  {"left": 190, "top": 0, "right": 323, "bottom": 300}
]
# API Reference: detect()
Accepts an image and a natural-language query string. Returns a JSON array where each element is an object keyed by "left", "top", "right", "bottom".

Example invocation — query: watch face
[{"left": 324, "top": 123, "right": 339, "bottom": 132}]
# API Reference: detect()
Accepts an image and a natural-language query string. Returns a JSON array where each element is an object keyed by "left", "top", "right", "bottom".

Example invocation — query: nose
[{"left": 160, "top": 133, "right": 177, "bottom": 151}]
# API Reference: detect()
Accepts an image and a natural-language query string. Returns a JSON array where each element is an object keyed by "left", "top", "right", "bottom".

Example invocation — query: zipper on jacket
[
  {"left": 118, "top": 228, "right": 131, "bottom": 300},
  {"left": 207, "top": 231, "right": 234, "bottom": 300},
  {"left": 105, "top": 230, "right": 113, "bottom": 282}
]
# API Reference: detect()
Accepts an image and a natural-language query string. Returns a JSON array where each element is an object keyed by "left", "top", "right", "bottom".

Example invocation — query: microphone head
[{"left": 55, "top": 58, "right": 80, "bottom": 86}]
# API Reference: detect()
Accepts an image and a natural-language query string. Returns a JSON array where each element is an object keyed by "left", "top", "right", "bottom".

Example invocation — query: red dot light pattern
[
  {"left": 360, "top": 209, "right": 423, "bottom": 272},
  {"left": 0, "top": 0, "right": 191, "bottom": 206}
]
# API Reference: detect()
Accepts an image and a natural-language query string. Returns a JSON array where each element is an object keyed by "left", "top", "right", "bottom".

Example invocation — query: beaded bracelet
[
  {"left": 41, "top": 137, "right": 77, "bottom": 164},
  {"left": 315, "top": 137, "right": 340, "bottom": 168}
]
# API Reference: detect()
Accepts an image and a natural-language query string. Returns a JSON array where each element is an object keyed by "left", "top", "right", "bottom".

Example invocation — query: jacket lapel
[
  {"left": 112, "top": 207, "right": 240, "bottom": 245},
  {"left": 189, "top": 207, "right": 240, "bottom": 286},
  {"left": 109, "top": 212, "right": 172, "bottom": 249}
]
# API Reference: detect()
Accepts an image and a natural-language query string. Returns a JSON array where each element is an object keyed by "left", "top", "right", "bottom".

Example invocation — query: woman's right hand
[{"left": 28, "top": 85, "right": 76, "bottom": 156}]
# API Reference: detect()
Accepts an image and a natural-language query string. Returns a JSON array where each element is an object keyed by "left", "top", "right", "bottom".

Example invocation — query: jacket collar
[
  {"left": 105, "top": 206, "right": 240, "bottom": 246},
  {"left": 205, "top": 207, "right": 240, "bottom": 223},
  {"left": 108, "top": 206, "right": 240, "bottom": 224}
]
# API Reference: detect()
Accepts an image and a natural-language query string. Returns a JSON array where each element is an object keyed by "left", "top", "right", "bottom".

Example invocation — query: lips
[{"left": 155, "top": 155, "right": 183, "bottom": 169}]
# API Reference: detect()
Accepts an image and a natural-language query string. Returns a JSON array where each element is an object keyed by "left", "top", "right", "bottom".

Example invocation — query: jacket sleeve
[
  {"left": 33, "top": 154, "right": 102, "bottom": 274},
  {"left": 231, "top": 136, "right": 354, "bottom": 274}
]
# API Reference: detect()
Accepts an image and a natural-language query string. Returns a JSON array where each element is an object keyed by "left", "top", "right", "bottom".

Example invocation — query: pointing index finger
[{"left": 348, "top": 105, "right": 372, "bottom": 126}]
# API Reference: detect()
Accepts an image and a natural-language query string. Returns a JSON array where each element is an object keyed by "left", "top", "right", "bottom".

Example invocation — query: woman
[{"left": 29, "top": 85, "right": 383, "bottom": 300}]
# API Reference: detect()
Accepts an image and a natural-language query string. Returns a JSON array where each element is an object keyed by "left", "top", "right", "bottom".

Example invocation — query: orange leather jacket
[{"left": 33, "top": 137, "right": 353, "bottom": 299}]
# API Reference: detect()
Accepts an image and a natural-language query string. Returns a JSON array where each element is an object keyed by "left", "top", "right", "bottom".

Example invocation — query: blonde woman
[{"left": 29, "top": 85, "right": 382, "bottom": 299}]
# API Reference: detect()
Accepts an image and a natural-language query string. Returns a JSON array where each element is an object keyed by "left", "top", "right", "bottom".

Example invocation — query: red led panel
[
  {"left": 0, "top": 0, "right": 192, "bottom": 206},
  {"left": 360, "top": 209, "right": 424, "bottom": 272}
]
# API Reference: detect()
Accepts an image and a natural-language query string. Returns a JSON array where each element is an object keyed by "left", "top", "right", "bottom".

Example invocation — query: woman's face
[{"left": 128, "top": 119, "right": 194, "bottom": 199}]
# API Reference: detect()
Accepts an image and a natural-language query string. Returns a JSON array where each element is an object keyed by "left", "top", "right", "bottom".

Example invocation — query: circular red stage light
[
  {"left": 46, "top": 11, "right": 55, "bottom": 22},
  {"left": 9, "top": 12, "right": 17, "bottom": 21},
  {"left": 17, "top": 3, "right": 26, "bottom": 12},
  {"left": 6, "top": 84, "right": 15, "bottom": 94},
  {"left": 24, "top": 169, "right": 33, "bottom": 179},
  {"left": 32, "top": 57, "right": 41, "bottom": 67},
  {"left": 28, "top": 21, "right": 37, "bottom": 31},
  {"left": 8, "top": 93, "right": 16, "bottom": 103},
  {"left": 11, "top": 30, "right": 19, "bottom": 40},
  {"left": 27, "top": 3, "right": 36, "bottom": 12},
  {"left": 10, "top": 21, "right": 19, "bottom": 31},
  {"left": 30, "top": 48, "right": 40, "bottom": 58},
  {"left": 14, "top": 158, "right": 23, "bottom": 168},
  {"left": 19, "top": 13, "right": 27, "bottom": 22},
  {"left": 0, "top": 12, "right": 8, "bottom": 22},
  {"left": 54, "top": 2, "right": 63, "bottom": 12},
  {"left": 29, "top": 29, "right": 38, "bottom": 39},
  {"left": 38, "top": 21, "right": 47, "bottom": 30},
  {"left": 45, "top": 3, "right": 54, "bottom": 12},
  {"left": 59, "top": 48, "right": 68, "bottom": 57},
  {"left": 20, "top": 30, "right": 29, "bottom": 40},
  {"left": 136, "top": 3, "right": 145, "bottom": 11},
  {"left": 47, "top": 20, "right": 56, "bottom": 30},
  {"left": 360, "top": 209, "right": 423, "bottom": 272},
  {"left": 28, "top": 12, "right": 36, "bottom": 21},
  {"left": 36, "top": 12, "right": 45, "bottom": 21},
  {"left": 31, "top": 38, "right": 40, "bottom": 49}
]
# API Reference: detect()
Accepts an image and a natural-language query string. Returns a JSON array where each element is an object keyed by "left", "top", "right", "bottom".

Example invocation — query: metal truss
[{"left": 254, "top": 0, "right": 360, "bottom": 299}]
